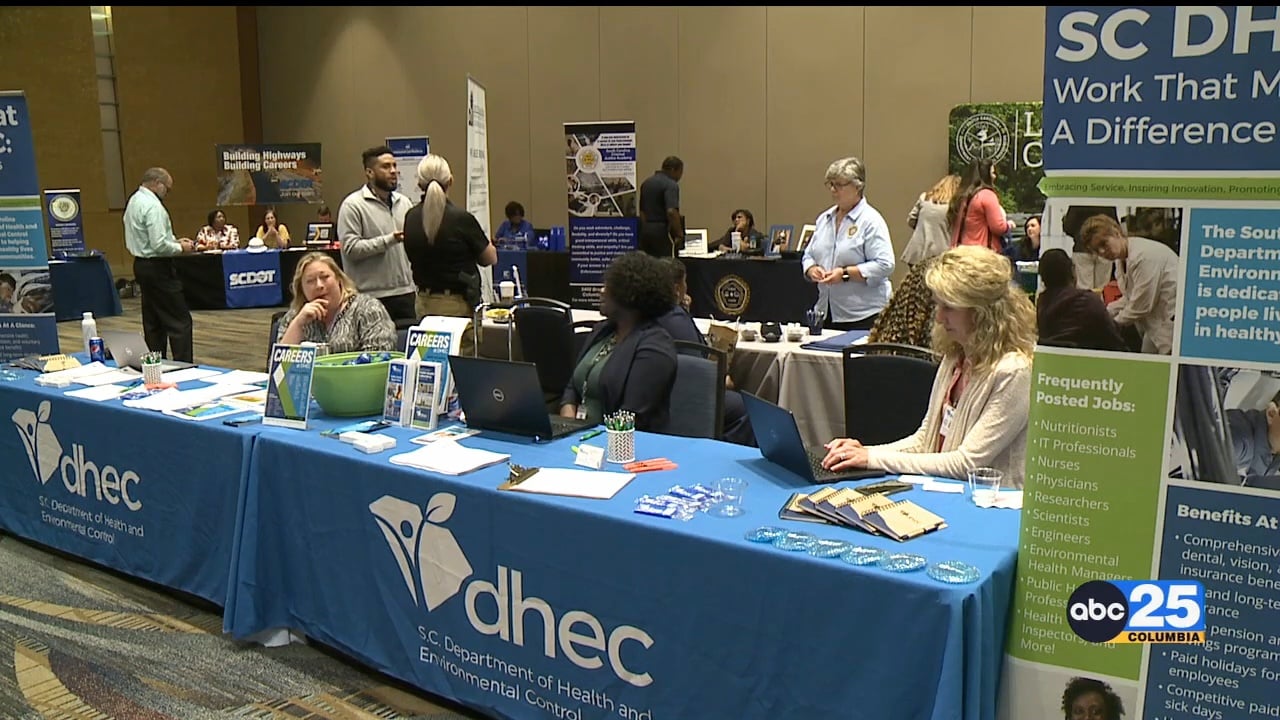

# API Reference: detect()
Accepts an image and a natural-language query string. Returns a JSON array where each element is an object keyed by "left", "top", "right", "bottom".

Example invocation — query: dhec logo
[
  {"left": 370, "top": 493, "right": 655, "bottom": 687},
  {"left": 12, "top": 401, "right": 143, "bottom": 511},
  {"left": 1067, "top": 580, "right": 1205, "bottom": 644}
]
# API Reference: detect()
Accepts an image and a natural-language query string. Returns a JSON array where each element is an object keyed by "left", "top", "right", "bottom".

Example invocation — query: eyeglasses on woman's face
[{"left": 826, "top": 180, "right": 853, "bottom": 192}]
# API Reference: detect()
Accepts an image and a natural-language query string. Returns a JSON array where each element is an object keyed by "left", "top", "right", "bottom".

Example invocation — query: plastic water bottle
[{"left": 81, "top": 312, "right": 97, "bottom": 356}]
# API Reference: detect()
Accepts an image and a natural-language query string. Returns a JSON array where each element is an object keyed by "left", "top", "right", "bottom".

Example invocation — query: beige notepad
[{"left": 863, "top": 499, "right": 948, "bottom": 541}]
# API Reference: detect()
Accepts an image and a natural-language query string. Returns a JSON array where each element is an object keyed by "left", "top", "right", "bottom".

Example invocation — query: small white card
[
  {"left": 923, "top": 480, "right": 966, "bottom": 493},
  {"left": 575, "top": 445, "right": 605, "bottom": 470}
]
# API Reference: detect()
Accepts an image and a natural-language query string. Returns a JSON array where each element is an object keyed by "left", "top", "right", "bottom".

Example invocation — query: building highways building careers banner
[
  {"left": 999, "top": 7, "right": 1280, "bottom": 720},
  {"left": 216, "top": 143, "right": 323, "bottom": 206}
]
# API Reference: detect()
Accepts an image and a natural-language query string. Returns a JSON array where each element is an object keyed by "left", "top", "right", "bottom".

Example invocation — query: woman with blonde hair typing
[
  {"left": 821, "top": 246, "right": 1036, "bottom": 487},
  {"left": 275, "top": 252, "right": 397, "bottom": 353}
]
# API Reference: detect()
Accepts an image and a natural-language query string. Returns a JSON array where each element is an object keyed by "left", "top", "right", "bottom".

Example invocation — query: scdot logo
[
  {"left": 228, "top": 270, "right": 276, "bottom": 287},
  {"left": 1067, "top": 580, "right": 1129, "bottom": 642}
]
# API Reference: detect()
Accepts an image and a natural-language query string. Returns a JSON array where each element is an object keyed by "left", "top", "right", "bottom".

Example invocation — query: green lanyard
[{"left": 578, "top": 335, "right": 618, "bottom": 419}]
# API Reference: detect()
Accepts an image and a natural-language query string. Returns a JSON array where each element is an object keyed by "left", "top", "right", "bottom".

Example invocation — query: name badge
[
  {"left": 940, "top": 404, "right": 955, "bottom": 439},
  {"left": 576, "top": 406, "right": 587, "bottom": 421},
  {"left": 846, "top": 224, "right": 858, "bottom": 238}
]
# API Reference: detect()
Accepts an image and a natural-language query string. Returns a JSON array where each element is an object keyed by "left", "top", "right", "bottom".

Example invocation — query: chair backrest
[
  {"left": 664, "top": 340, "right": 726, "bottom": 440},
  {"left": 266, "top": 310, "right": 287, "bottom": 371},
  {"left": 855, "top": 342, "right": 939, "bottom": 363},
  {"left": 842, "top": 346, "right": 937, "bottom": 446},
  {"left": 512, "top": 297, "right": 575, "bottom": 397},
  {"left": 572, "top": 320, "right": 597, "bottom": 359}
]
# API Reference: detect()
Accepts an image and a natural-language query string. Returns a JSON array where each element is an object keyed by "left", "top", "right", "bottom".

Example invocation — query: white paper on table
[
  {"left": 40, "top": 361, "right": 112, "bottom": 384},
  {"left": 922, "top": 479, "right": 966, "bottom": 493},
  {"left": 161, "top": 367, "right": 223, "bottom": 384},
  {"left": 975, "top": 490, "right": 1024, "bottom": 509},
  {"left": 205, "top": 369, "right": 270, "bottom": 385},
  {"left": 123, "top": 383, "right": 260, "bottom": 412},
  {"left": 388, "top": 440, "right": 510, "bottom": 476},
  {"left": 898, "top": 475, "right": 933, "bottom": 485},
  {"left": 75, "top": 368, "right": 143, "bottom": 386},
  {"left": 851, "top": 334, "right": 870, "bottom": 345},
  {"left": 65, "top": 384, "right": 130, "bottom": 402},
  {"left": 507, "top": 468, "right": 635, "bottom": 500}
]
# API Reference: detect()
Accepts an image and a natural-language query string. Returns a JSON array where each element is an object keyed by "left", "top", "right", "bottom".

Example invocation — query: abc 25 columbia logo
[{"left": 1068, "top": 580, "right": 1207, "bottom": 644}]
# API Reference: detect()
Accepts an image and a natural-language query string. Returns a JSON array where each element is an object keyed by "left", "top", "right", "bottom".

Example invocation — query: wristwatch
[{"left": 841, "top": 267, "right": 851, "bottom": 282}]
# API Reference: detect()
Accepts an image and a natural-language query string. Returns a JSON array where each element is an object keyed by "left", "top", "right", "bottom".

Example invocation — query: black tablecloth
[
  {"left": 175, "top": 248, "right": 342, "bottom": 310},
  {"left": 682, "top": 256, "right": 815, "bottom": 322}
]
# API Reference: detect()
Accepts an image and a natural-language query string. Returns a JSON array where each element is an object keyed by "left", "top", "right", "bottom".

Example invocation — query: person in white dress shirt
[
  {"left": 1080, "top": 215, "right": 1178, "bottom": 355},
  {"left": 801, "top": 156, "right": 895, "bottom": 331}
]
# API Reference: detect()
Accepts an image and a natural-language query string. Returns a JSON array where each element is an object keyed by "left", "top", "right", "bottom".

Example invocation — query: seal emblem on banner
[
  {"left": 955, "top": 112, "right": 1010, "bottom": 164},
  {"left": 715, "top": 275, "right": 751, "bottom": 317}
]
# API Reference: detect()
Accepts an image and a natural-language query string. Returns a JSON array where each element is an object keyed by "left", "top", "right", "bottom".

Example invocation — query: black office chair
[
  {"left": 664, "top": 340, "right": 727, "bottom": 440},
  {"left": 266, "top": 310, "right": 287, "bottom": 370},
  {"left": 511, "top": 298, "right": 576, "bottom": 404},
  {"left": 855, "top": 342, "right": 939, "bottom": 363},
  {"left": 842, "top": 344, "right": 938, "bottom": 446},
  {"left": 571, "top": 320, "right": 597, "bottom": 359}
]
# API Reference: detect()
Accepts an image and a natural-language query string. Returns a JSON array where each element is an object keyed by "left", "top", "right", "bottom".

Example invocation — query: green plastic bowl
[{"left": 310, "top": 351, "right": 406, "bottom": 417}]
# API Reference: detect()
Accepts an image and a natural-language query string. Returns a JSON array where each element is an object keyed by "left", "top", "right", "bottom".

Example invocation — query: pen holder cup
[
  {"left": 607, "top": 429, "right": 636, "bottom": 465},
  {"left": 141, "top": 362, "right": 164, "bottom": 386}
]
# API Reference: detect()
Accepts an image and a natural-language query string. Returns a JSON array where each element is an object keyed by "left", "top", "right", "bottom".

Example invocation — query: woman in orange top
[{"left": 947, "top": 160, "right": 1014, "bottom": 252}]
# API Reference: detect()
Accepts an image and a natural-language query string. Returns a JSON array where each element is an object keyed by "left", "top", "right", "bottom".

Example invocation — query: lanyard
[{"left": 578, "top": 335, "right": 618, "bottom": 417}]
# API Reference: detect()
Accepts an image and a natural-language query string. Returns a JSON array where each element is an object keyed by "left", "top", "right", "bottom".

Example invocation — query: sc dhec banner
[
  {"left": 0, "top": 90, "right": 58, "bottom": 361},
  {"left": 216, "top": 143, "right": 323, "bottom": 206},
  {"left": 222, "top": 250, "right": 282, "bottom": 309},
  {"left": 1044, "top": 6, "right": 1280, "bottom": 173}
]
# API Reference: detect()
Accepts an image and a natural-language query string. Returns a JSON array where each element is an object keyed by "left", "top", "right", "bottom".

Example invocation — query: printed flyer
[
  {"left": 264, "top": 344, "right": 317, "bottom": 430},
  {"left": 1000, "top": 7, "right": 1280, "bottom": 720}
]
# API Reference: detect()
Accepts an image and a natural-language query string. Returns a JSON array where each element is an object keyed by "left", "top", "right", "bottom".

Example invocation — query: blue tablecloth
[
  {"left": 226, "top": 423, "right": 1019, "bottom": 720},
  {"left": 49, "top": 255, "right": 122, "bottom": 322},
  {"left": 0, "top": 366, "right": 257, "bottom": 605}
]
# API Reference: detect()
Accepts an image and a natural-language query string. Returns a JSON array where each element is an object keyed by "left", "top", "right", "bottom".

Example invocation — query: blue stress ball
[
  {"left": 356, "top": 353, "right": 372, "bottom": 365},
  {"left": 378, "top": 352, "right": 392, "bottom": 362}
]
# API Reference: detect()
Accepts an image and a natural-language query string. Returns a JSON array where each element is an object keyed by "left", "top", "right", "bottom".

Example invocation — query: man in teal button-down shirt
[{"left": 123, "top": 167, "right": 196, "bottom": 362}]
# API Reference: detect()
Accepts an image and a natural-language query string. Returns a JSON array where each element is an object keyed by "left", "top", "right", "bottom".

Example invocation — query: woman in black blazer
[{"left": 559, "top": 252, "right": 677, "bottom": 432}]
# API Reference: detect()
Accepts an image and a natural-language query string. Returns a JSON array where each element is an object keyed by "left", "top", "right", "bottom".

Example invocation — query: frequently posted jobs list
[{"left": 1007, "top": 352, "right": 1172, "bottom": 681}]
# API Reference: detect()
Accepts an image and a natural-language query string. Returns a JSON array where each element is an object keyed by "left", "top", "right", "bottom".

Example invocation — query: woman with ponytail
[{"left": 402, "top": 154, "right": 498, "bottom": 353}]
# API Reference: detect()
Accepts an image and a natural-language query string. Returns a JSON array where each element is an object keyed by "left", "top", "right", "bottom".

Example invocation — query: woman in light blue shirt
[{"left": 802, "top": 157, "right": 895, "bottom": 330}]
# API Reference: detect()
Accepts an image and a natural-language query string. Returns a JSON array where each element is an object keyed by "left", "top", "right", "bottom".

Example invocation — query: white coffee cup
[
  {"left": 731, "top": 231, "right": 742, "bottom": 251},
  {"left": 499, "top": 280, "right": 515, "bottom": 301}
]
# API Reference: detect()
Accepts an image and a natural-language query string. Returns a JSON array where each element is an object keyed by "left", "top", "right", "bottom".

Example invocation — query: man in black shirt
[{"left": 638, "top": 156, "right": 684, "bottom": 257}]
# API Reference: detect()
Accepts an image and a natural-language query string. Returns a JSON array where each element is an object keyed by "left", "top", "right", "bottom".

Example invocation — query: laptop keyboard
[
  {"left": 549, "top": 416, "right": 590, "bottom": 436},
  {"left": 807, "top": 448, "right": 842, "bottom": 481}
]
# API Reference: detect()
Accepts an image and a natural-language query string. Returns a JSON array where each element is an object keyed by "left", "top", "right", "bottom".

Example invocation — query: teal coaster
[
  {"left": 840, "top": 546, "right": 887, "bottom": 566},
  {"left": 927, "top": 560, "right": 981, "bottom": 584},
  {"left": 880, "top": 553, "right": 928, "bottom": 573},
  {"left": 744, "top": 526, "right": 787, "bottom": 543},
  {"left": 808, "top": 538, "right": 851, "bottom": 558},
  {"left": 773, "top": 531, "right": 817, "bottom": 552}
]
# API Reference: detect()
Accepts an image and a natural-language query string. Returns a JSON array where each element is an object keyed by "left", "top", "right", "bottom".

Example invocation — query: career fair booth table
[
  {"left": 0, "top": 366, "right": 259, "bottom": 606},
  {"left": 177, "top": 248, "right": 342, "bottom": 310},
  {"left": 681, "top": 256, "right": 816, "bottom": 323},
  {"left": 225, "top": 421, "right": 1019, "bottom": 720},
  {"left": 49, "top": 253, "right": 122, "bottom": 321}
]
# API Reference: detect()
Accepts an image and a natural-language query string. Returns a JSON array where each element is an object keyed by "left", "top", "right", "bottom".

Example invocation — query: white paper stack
[{"left": 388, "top": 440, "right": 509, "bottom": 476}]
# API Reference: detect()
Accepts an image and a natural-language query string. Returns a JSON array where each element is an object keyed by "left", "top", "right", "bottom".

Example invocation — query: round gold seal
[{"left": 715, "top": 274, "right": 750, "bottom": 317}]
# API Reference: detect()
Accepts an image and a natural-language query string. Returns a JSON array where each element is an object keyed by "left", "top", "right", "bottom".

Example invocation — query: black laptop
[
  {"left": 741, "top": 392, "right": 885, "bottom": 484},
  {"left": 448, "top": 355, "right": 594, "bottom": 441}
]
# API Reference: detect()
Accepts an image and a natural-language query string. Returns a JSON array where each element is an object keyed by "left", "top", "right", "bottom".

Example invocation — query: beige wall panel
[
  {"left": 862, "top": 5, "right": 973, "bottom": 276},
  {"left": 1, "top": 7, "right": 119, "bottom": 269},
  {"left": 115, "top": 7, "right": 246, "bottom": 245},
  {"left": 599, "top": 7, "right": 679, "bottom": 210},
  {"left": 765, "top": 6, "right": 866, "bottom": 236},
  {"left": 971, "top": 6, "right": 1045, "bottom": 103},
  {"left": 528, "top": 7, "right": 601, "bottom": 230},
  {"left": 676, "top": 7, "right": 767, "bottom": 235}
]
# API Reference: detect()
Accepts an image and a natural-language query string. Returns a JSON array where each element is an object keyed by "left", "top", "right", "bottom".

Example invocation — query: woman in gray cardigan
[{"left": 820, "top": 246, "right": 1036, "bottom": 487}]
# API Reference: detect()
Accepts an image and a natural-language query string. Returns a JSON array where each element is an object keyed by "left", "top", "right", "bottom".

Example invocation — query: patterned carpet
[{"left": 0, "top": 533, "right": 488, "bottom": 720}]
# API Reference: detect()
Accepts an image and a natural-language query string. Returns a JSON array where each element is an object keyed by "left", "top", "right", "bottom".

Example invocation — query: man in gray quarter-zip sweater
[{"left": 336, "top": 145, "right": 416, "bottom": 322}]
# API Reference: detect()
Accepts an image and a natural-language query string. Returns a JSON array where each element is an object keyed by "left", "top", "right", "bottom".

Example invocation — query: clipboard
[{"left": 499, "top": 464, "right": 636, "bottom": 500}]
